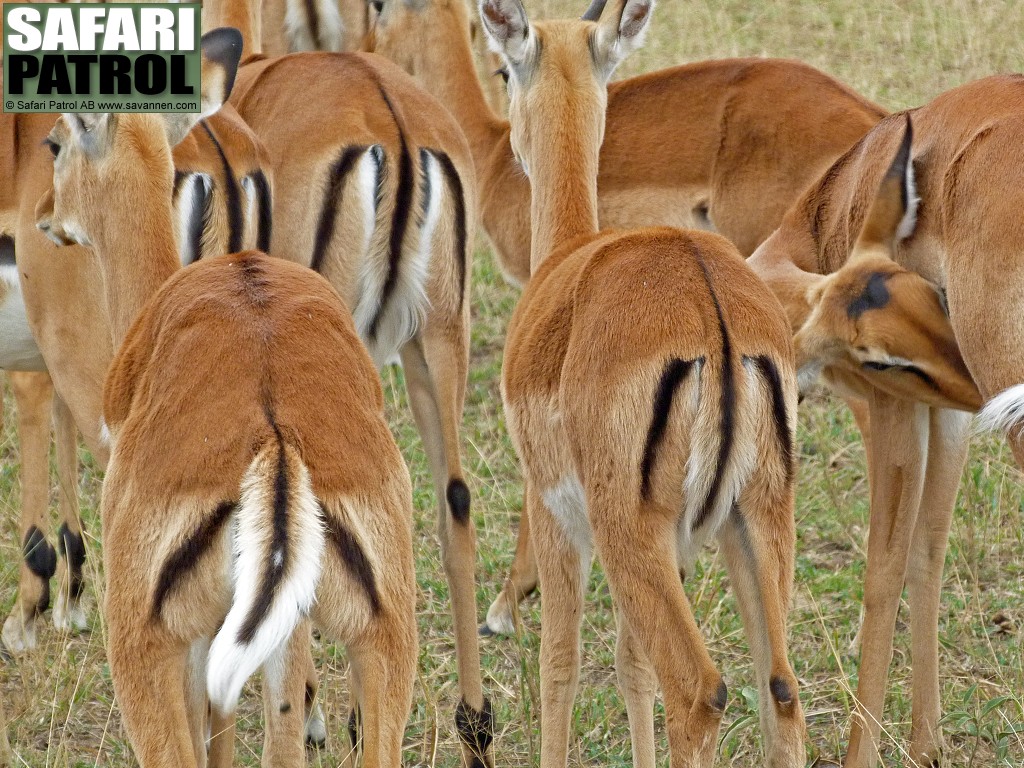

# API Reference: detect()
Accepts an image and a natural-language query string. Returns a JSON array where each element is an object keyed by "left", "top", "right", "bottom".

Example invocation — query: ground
[{"left": 2, "top": 0, "right": 1023, "bottom": 766}]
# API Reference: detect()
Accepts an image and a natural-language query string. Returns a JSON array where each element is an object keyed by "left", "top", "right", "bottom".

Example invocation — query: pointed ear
[
  {"left": 479, "top": 0, "right": 532, "bottom": 67},
  {"left": 63, "top": 112, "right": 115, "bottom": 159},
  {"left": 593, "top": 0, "right": 654, "bottom": 78},
  {"left": 162, "top": 27, "right": 243, "bottom": 147},
  {"left": 854, "top": 113, "right": 917, "bottom": 254}
]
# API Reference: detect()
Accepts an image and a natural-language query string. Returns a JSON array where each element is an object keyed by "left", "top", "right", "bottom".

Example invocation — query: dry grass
[{"left": 3, "top": 0, "right": 1024, "bottom": 766}]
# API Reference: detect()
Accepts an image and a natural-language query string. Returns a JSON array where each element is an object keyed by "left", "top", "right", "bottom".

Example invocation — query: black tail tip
[{"left": 446, "top": 478, "right": 471, "bottom": 524}]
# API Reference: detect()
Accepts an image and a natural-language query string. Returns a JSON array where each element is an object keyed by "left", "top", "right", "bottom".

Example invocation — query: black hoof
[{"left": 478, "top": 622, "right": 496, "bottom": 638}]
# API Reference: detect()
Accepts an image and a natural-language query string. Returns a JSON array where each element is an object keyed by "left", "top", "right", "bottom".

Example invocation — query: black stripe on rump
[
  {"left": 151, "top": 501, "right": 234, "bottom": 620},
  {"left": 639, "top": 357, "right": 696, "bottom": 499},
  {"left": 251, "top": 169, "right": 273, "bottom": 253},
  {"left": 319, "top": 503, "right": 381, "bottom": 615},
  {"left": 310, "top": 145, "right": 367, "bottom": 273},
  {"left": 368, "top": 86, "right": 415, "bottom": 339},
  {"left": 692, "top": 254, "right": 736, "bottom": 533},
  {"left": 237, "top": 417, "right": 292, "bottom": 644},
  {"left": 433, "top": 151, "right": 468, "bottom": 312},
  {"left": 748, "top": 355, "right": 794, "bottom": 483},
  {"left": 200, "top": 120, "right": 243, "bottom": 253}
]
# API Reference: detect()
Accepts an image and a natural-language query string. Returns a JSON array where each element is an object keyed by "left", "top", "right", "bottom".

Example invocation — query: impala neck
[
  {"left": 91, "top": 134, "right": 180, "bottom": 347},
  {"left": 527, "top": 96, "right": 601, "bottom": 270},
  {"left": 410, "top": 10, "right": 506, "bottom": 171}
]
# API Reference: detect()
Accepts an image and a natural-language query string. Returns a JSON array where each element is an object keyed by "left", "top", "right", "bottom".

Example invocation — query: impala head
[
  {"left": 36, "top": 28, "right": 243, "bottom": 249},
  {"left": 478, "top": 0, "right": 653, "bottom": 176},
  {"left": 366, "top": 0, "right": 471, "bottom": 73},
  {"left": 794, "top": 118, "right": 982, "bottom": 411}
]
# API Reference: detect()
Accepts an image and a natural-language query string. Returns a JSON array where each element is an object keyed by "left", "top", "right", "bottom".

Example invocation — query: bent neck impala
[
  {"left": 36, "top": 29, "right": 417, "bottom": 768},
  {"left": 482, "top": 1, "right": 805, "bottom": 766},
  {"left": 748, "top": 75, "right": 1024, "bottom": 768}
]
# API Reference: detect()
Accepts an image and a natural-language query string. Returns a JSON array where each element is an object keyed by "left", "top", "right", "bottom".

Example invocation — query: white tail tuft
[
  {"left": 976, "top": 383, "right": 1024, "bottom": 437},
  {"left": 207, "top": 444, "right": 325, "bottom": 715}
]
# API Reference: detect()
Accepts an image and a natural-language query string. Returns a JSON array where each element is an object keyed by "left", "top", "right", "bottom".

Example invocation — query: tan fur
[
  {"left": 482, "top": 3, "right": 806, "bottom": 765},
  {"left": 229, "top": 50, "right": 493, "bottom": 765},
  {"left": 748, "top": 75, "right": 1024, "bottom": 768},
  {"left": 365, "top": 0, "right": 885, "bottom": 637},
  {"left": 367, "top": 0, "right": 884, "bottom": 285},
  {"left": 36, "top": 36, "right": 417, "bottom": 768}
]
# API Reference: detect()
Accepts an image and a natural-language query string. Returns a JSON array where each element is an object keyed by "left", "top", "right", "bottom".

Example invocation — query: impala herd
[{"left": 0, "top": 0, "right": 1020, "bottom": 766}]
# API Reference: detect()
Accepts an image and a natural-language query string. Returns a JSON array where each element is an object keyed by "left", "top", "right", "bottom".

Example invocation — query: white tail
[
  {"left": 285, "top": 0, "right": 344, "bottom": 51},
  {"left": 207, "top": 441, "right": 325, "bottom": 715},
  {"left": 976, "top": 383, "right": 1024, "bottom": 436}
]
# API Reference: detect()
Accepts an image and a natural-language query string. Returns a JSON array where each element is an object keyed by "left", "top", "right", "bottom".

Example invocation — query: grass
[{"left": 3, "top": 0, "right": 1024, "bottom": 765}]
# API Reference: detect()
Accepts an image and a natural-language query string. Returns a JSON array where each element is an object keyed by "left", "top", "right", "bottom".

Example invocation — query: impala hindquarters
[{"left": 483, "top": 1, "right": 806, "bottom": 764}]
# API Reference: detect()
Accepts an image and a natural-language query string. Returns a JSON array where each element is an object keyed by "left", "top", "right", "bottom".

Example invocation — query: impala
[
  {"left": 748, "top": 75, "right": 1024, "bottom": 768},
  {"left": 36, "top": 28, "right": 418, "bottom": 768},
  {"left": 481, "top": 0, "right": 806, "bottom": 764}
]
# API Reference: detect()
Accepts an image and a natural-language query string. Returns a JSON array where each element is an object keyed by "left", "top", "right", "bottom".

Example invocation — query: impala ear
[
  {"left": 479, "top": 0, "right": 533, "bottom": 67},
  {"left": 63, "top": 112, "right": 115, "bottom": 159},
  {"left": 161, "top": 27, "right": 243, "bottom": 147},
  {"left": 855, "top": 113, "right": 918, "bottom": 254},
  {"left": 592, "top": 0, "right": 654, "bottom": 78}
]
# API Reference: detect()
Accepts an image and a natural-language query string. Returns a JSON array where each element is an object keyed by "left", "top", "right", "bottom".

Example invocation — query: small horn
[{"left": 581, "top": 0, "right": 608, "bottom": 21}]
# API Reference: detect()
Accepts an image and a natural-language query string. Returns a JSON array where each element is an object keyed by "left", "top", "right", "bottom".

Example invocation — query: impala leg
[
  {"left": 207, "top": 710, "right": 235, "bottom": 768},
  {"left": 482, "top": 494, "right": 538, "bottom": 637},
  {"left": 400, "top": 334, "right": 492, "bottom": 767},
  {"left": 2, "top": 371, "right": 56, "bottom": 655},
  {"left": 903, "top": 408, "right": 971, "bottom": 767},
  {"left": 333, "top": 612, "right": 416, "bottom": 768},
  {"left": 592, "top": 500, "right": 723, "bottom": 768},
  {"left": 185, "top": 639, "right": 211, "bottom": 768},
  {"left": 529, "top": 483, "right": 590, "bottom": 768},
  {"left": 51, "top": 394, "right": 87, "bottom": 634},
  {"left": 614, "top": 607, "right": 656, "bottom": 768},
  {"left": 719, "top": 495, "right": 805, "bottom": 767},
  {"left": 107, "top": 602, "right": 196, "bottom": 766},
  {"left": 260, "top": 622, "right": 310, "bottom": 768},
  {"left": 845, "top": 393, "right": 930, "bottom": 768}
]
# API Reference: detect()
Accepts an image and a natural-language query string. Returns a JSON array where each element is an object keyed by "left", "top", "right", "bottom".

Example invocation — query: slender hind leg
[
  {"left": 482, "top": 496, "right": 538, "bottom": 637},
  {"left": 51, "top": 393, "right": 87, "bottom": 633},
  {"left": 719, "top": 493, "right": 805, "bottom": 767},
  {"left": 528, "top": 483, "right": 591, "bottom": 768},
  {"left": 591, "top": 496, "right": 724, "bottom": 768},
  {"left": 905, "top": 408, "right": 970, "bottom": 767},
  {"left": 2, "top": 371, "right": 55, "bottom": 654},
  {"left": 614, "top": 608, "right": 656, "bottom": 768},
  {"left": 260, "top": 622, "right": 311, "bottom": 768},
  {"left": 845, "top": 393, "right": 930, "bottom": 768},
  {"left": 400, "top": 327, "right": 492, "bottom": 766}
]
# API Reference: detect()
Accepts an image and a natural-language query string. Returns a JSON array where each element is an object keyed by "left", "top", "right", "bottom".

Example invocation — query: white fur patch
[
  {"left": 206, "top": 448, "right": 325, "bottom": 715},
  {"left": 358, "top": 148, "right": 438, "bottom": 367},
  {"left": 896, "top": 155, "right": 920, "bottom": 241},
  {"left": 976, "top": 383, "right": 1024, "bottom": 437},
  {"left": 174, "top": 173, "right": 212, "bottom": 265},
  {"left": 0, "top": 264, "right": 46, "bottom": 371},
  {"left": 541, "top": 473, "right": 592, "bottom": 559}
]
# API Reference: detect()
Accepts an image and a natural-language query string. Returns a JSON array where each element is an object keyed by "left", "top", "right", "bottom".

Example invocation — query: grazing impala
[
  {"left": 365, "top": 0, "right": 891, "bottom": 637},
  {"left": 481, "top": 1, "right": 806, "bottom": 765},
  {"left": 35, "top": 29, "right": 417, "bottom": 768},
  {"left": 748, "top": 75, "right": 1024, "bottom": 768}
]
